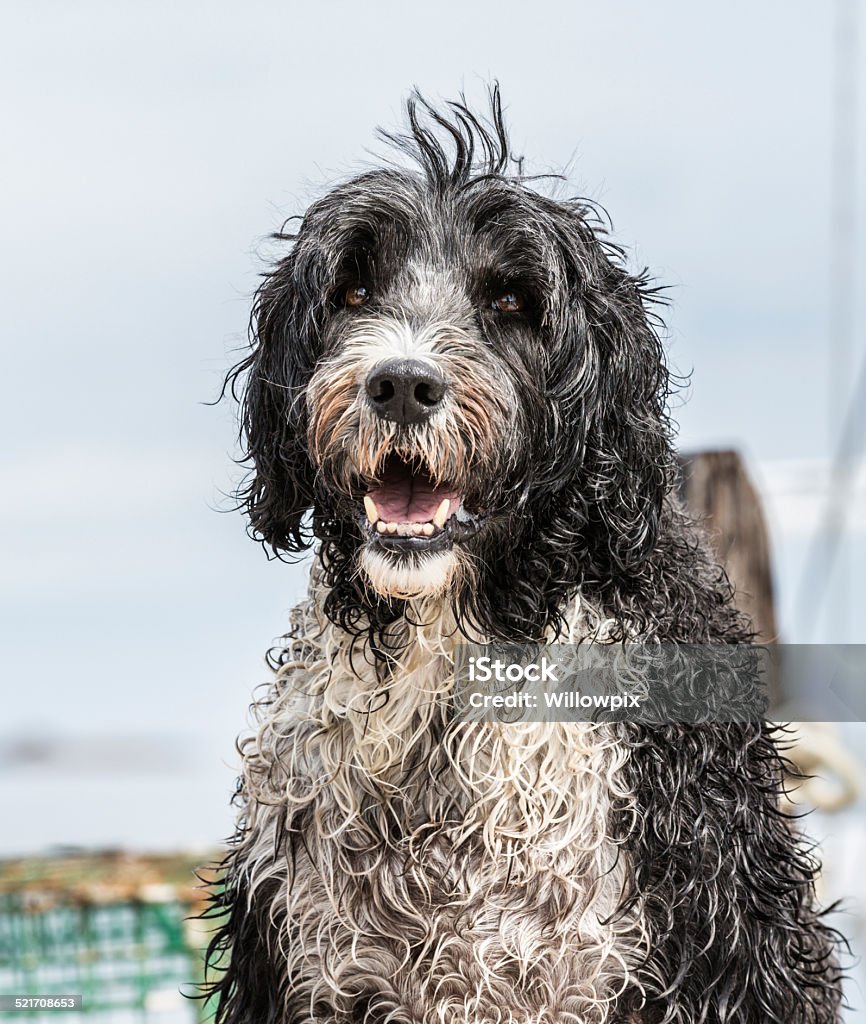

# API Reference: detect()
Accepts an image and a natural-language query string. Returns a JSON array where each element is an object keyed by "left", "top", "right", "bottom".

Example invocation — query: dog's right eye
[{"left": 344, "top": 285, "right": 370, "bottom": 308}]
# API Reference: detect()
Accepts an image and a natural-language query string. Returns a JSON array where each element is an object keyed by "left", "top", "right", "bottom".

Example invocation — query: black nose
[{"left": 365, "top": 358, "right": 447, "bottom": 424}]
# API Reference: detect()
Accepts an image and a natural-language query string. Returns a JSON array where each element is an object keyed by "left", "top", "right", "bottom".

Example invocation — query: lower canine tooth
[
  {"left": 363, "top": 496, "right": 379, "bottom": 524},
  {"left": 432, "top": 499, "right": 450, "bottom": 528}
]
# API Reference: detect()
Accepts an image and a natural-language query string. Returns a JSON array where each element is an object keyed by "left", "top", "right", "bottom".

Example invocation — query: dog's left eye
[
  {"left": 344, "top": 285, "right": 370, "bottom": 308},
  {"left": 491, "top": 292, "right": 524, "bottom": 313}
]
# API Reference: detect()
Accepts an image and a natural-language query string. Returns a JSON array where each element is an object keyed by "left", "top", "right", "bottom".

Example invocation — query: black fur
[{"left": 617, "top": 722, "right": 845, "bottom": 1023}]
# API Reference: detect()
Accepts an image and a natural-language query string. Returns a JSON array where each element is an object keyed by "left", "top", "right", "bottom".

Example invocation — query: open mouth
[{"left": 359, "top": 453, "right": 484, "bottom": 552}]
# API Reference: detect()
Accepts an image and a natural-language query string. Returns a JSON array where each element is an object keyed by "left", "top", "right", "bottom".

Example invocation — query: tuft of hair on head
[{"left": 376, "top": 82, "right": 524, "bottom": 192}]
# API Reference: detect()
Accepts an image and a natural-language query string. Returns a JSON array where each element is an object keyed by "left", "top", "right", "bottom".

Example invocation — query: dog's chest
[
  {"left": 243, "top": 596, "right": 645, "bottom": 1021},
  {"left": 276, "top": 714, "right": 639, "bottom": 1022}
]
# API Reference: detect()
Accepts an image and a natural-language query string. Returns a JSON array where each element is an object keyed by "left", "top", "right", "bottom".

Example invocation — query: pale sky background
[{"left": 0, "top": 0, "right": 864, "bottom": 886}]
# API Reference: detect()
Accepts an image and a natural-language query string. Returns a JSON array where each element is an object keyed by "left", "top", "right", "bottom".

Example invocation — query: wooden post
[{"left": 677, "top": 449, "right": 778, "bottom": 645}]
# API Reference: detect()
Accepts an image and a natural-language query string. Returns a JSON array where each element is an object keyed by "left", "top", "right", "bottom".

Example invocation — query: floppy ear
[
  {"left": 546, "top": 208, "right": 674, "bottom": 579},
  {"left": 230, "top": 250, "right": 319, "bottom": 556},
  {"left": 580, "top": 253, "right": 673, "bottom": 576}
]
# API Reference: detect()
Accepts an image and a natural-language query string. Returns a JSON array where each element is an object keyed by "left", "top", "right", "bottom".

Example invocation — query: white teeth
[
  {"left": 363, "top": 496, "right": 379, "bottom": 524},
  {"left": 432, "top": 499, "right": 450, "bottom": 528},
  {"left": 374, "top": 515, "right": 448, "bottom": 537}
]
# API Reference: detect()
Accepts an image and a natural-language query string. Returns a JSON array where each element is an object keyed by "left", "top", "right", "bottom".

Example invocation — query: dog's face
[
  {"left": 233, "top": 93, "right": 673, "bottom": 637},
  {"left": 305, "top": 171, "right": 554, "bottom": 599}
]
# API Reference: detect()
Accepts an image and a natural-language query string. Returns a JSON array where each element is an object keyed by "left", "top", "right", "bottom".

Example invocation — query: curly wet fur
[{"left": 206, "top": 88, "right": 844, "bottom": 1023}]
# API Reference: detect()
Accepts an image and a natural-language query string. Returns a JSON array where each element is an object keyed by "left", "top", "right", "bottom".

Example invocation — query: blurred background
[{"left": 0, "top": 0, "right": 864, "bottom": 1020}]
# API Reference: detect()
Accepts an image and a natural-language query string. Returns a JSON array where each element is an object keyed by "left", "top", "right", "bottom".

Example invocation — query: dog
[{"left": 205, "top": 89, "right": 843, "bottom": 1024}]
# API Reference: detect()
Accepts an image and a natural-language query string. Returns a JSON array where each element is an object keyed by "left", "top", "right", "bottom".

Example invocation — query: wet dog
[{"left": 206, "top": 90, "right": 842, "bottom": 1024}]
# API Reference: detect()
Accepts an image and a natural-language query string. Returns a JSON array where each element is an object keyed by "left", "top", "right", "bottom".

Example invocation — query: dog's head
[{"left": 230, "top": 89, "right": 674, "bottom": 640}]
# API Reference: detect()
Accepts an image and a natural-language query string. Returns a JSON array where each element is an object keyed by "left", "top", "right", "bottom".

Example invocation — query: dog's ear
[
  {"left": 551, "top": 210, "right": 674, "bottom": 578},
  {"left": 229, "top": 249, "right": 320, "bottom": 555}
]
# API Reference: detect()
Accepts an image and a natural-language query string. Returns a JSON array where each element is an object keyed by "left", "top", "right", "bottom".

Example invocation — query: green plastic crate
[{"left": 0, "top": 894, "right": 204, "bottom": 1022}]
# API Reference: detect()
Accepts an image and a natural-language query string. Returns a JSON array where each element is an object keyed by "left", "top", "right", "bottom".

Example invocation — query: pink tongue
[{"left": 368, "top": 475, "right": 461, "bottom": 523}]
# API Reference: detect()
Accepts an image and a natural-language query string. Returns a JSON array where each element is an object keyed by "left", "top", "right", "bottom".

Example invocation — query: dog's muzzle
[{"left": 358, "top": 358, "right": 486, "bottom": 556}]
